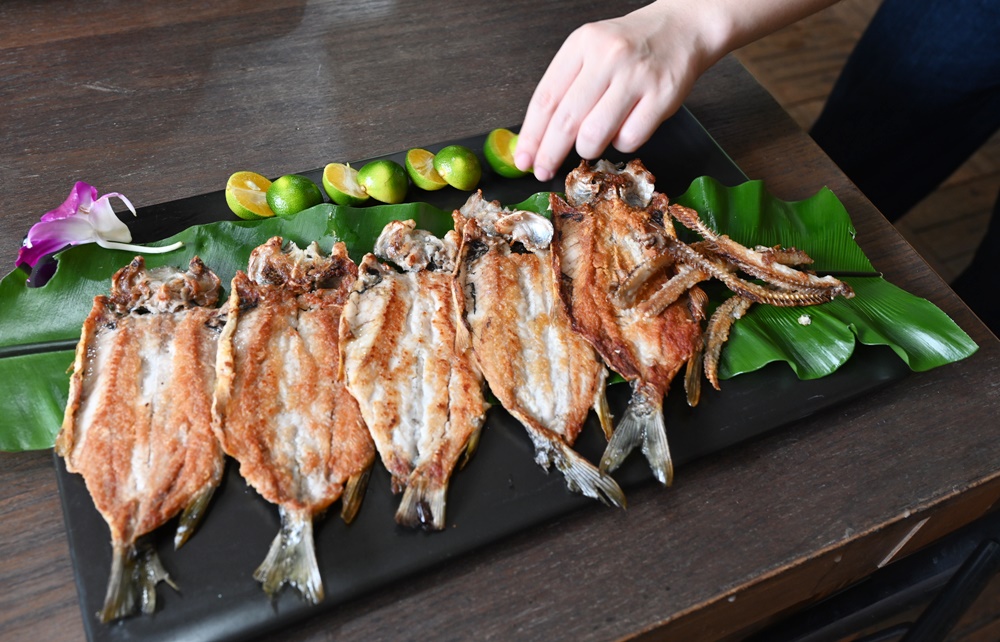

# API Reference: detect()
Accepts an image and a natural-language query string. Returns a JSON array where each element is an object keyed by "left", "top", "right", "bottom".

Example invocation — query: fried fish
[
  {"left": 57, "top": 256, "right": 226, "bottom": 622},
  {"left": 551, "top": 160, "right": 708, "bottom": 487},
  {"left": 339, "top": 220, "right": 488, "bottom": 530},
  {"left": 213, "top": 237, "right": 375, "bottom": 604},
  {"left": 454, "top": 192, "right": 625, "bottom": 507}
]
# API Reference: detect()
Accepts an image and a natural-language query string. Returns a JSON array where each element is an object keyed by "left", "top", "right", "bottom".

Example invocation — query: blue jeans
[{"left": 810, "top": 0, "right": 1000, "bottom": 331}]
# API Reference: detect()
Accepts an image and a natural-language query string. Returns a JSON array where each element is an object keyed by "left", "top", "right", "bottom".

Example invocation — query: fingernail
[{"left": 534, "top": 167, "right": 553, "bottom": 182}]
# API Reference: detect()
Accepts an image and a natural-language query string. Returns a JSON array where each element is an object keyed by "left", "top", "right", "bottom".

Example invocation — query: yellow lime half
[
  {"left": 225, "top": 171, "right": 274, "bottom": 220},
  {"left": 405, "top": 148, "right": 448, "bottom": 191},
  {"left": 483, "top": 128, "right": 529, "bottom": 178},
  {"left": 266, "top": 174, "right": 325, "bottom": 217},
  {"left": 323, "top": 163, "right": 370, "bottom": 206},
  {"left": 357, "top": 159, "right": 408, "bottom": 204},
  {"left": 433, "top": 145, "right": 482, "bottom": 191}
]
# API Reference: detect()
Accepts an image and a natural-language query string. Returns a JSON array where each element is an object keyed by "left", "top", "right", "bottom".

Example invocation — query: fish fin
[
  {"left": 549, "top": 439, "right": 626, "bottom": 508},
  {"left": 174, "top": 478, "right": 220, "bottom": 549},
  {"left": 595, "top": 386, "right": 614, "bottom": 441},
  {"left": 99, "top": 542, "right": 177, "bottom": 623},
  {"left": 396, "top": 471, "right": 447, "bottom": 530},
  {"left": 340, "top": 467, "right": 371, "bottom": 525},
  {"left": 459, "top": 425, "right": 483, "bottom": 470},
  {"left": 704, "top": 296, "right": 753, "bottom": 391},
  {"left": 684, "top": 335, "right": 704, "bottom": 408},
  {"left": 254, "top": 507, "right": 323, "bottom": 604},
  {"left": 520, "top": 419, "right": 626, "bottom": 508},
  {"left": 601, "top": 390, "right": 673, "bottom": 486}
]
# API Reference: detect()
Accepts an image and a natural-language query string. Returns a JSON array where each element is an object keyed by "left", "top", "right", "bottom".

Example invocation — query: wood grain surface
[{"left": 1, "top": 2, "right": 998, "bottom": 641}]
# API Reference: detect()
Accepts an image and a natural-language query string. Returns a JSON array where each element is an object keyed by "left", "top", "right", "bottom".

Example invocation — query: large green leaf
[
  {"left": 718, "top": 278, "right": 978, "bottom": 379},
  {"left": 674, "top": 177, "right": 977, "bottom": 379},
  {"left": 0, "top": 181, "right": 977, "bottom": 451},
  {"left": 675, "top": 177, "right": 874, "bottom": 272},
  {"left": 0, "top": 351, "right": 74, "bottom": 451}
]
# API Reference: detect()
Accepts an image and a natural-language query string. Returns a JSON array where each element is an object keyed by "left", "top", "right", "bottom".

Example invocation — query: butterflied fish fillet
[
  {"left": 453, "top": 193, "right": 625, "bottom": 507},
  {"left": 213, "top": 237, "right": 375, "bottom": 604},
  {"left": 339, "top": 220, "right": 488, "bottom": 530},
  {"left": 551, "top": 160, "right": 708, "bottom": 486},
  {"left": 56, "top": 256, "right": 226, "bottom": 622}
]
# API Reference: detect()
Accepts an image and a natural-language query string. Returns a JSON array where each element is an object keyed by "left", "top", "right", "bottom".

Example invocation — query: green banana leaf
[
  {"left": 0, "top": 351, "right": 75, "bottom": 451},
  {"left": 675, "top": 177, "right": 874, "bottom": 272},
  {"left": 672, "top": 177, "right": 977, "bottom": 379},
  {"left": 0, "top": 179, "right": 977, "bottom": 451}
]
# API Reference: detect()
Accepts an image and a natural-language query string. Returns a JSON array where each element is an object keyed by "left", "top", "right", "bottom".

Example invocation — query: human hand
[{"left": 514, "top": 3, "right": 724, "bottom": 181}]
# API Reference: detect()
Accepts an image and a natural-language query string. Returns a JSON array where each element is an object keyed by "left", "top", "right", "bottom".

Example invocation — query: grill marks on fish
[
  {"left": 213, "top": 237, "right": 374, "bottom": 604},
  {"left": 454, "top": 195, "right": 624, "bottom": 507},
  {"left": 339, "top": 222, "right": 488, "bottom": 530},
  {"left": 552, "top": 161, "right": 707, "bottom": 487},
  {"left": 57, "top": 257, "right": 225, "bottom": 622}
]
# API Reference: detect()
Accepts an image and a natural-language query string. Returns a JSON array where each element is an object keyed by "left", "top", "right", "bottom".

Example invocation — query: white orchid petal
[
  {"left": 105, "top": 192, "right": 137, "bottom": 217},
  {"left": 88, "top": 194, "right": 134, "bottom": 243},
  {"left": 95, "top": 239, "right": 184, "bottom": 255}
]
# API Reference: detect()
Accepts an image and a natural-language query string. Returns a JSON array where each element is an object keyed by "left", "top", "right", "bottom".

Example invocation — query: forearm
[
  {"left": 719, "top": 0, "right": 843, "bottom": 49},
  {"left": 628, "top": 0, "right": 842, "bottom": 75}
]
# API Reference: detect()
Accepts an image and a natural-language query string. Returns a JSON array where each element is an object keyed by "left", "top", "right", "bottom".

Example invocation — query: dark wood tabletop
[{"left": 2, "top": 1, "right": 999, "bottom": 640}]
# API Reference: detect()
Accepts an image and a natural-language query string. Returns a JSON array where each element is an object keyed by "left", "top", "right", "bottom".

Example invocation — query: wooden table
[{"left": 2, "top": 1, "right": 998, "bottom": 640}]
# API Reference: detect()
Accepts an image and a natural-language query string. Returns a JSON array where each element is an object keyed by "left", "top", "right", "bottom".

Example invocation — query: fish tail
[
  {"left": 522, "top": 419, "right": 626, "bottom": 508},
  {"left": 548, "top": 438, "right": 626, "bottom": 508},
  {"left": 254, "top": 507, "right": 323, "bottom": 604},
  {"left": 99, "top": 542, "right": 177, "bottom": 623},
  {"left": 340, "top": 468, "right": 372, "bottom": 525},
  {"left": 396, "top": 470, "right": 448, "bottom": 530},
  {"left": 601, "top": 386, "right": 673, "bottom": 486},
  {"left": 174, "top": 479, "right": 220, "bottom": 549}
]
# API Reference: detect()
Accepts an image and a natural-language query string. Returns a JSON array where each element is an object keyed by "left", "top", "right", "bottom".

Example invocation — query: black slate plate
[{"left": 56, "top": 108, "right": 910, "bottom": 642}]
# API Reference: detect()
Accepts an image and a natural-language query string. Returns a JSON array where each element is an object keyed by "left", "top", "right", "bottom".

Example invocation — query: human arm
[{"left": 514, "top": 0, "right": 842, "bottom": 181}]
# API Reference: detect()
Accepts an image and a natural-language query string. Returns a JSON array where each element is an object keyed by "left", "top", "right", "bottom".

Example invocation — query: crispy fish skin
[
  {"left": 453, "top": 193, "right": 624, "bottom": 507},
  {"left": 552, "top": 160, "right": 707, "bottom": 487},
  {"left": 57, "top": 256, "right": 225, "bottom": 622},
  {"left": 339, "top": 221, "right": 488, "bottom": 530},
  {"left": 213, "top": 237, "right": 374, "bottom": 604}
]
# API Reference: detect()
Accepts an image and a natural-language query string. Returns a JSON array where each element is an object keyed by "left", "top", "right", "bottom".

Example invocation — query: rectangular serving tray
[{"left": 56, "top": 107, "right": 910, "bottom": 642}]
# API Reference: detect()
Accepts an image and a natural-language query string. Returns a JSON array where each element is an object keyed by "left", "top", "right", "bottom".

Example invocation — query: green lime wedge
[
  {"left": 323, "top": 163, "right": 370, "bottom": 206},
  {"left": 405, "top": 148, "right": 448, "bottom": 191},
  {"left": 433, "top": 145, "right": 482, "bottom": 191},
  {"left": 225, "top": 171, "right": 275, "bottom": 220},
  {"left": 483, "top": 128, "right": 529, "bottom": 178},
  {"left": 357, "top": 159, "right": 409, "bottom": 204}
]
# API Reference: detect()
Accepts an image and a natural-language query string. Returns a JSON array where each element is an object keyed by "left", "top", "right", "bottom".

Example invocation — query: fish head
[{"left": 374, "top": 219, "right": 458, "bottom": 273}]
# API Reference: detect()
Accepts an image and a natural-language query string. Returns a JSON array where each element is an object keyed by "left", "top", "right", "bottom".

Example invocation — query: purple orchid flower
[{"left": 16, "top": 181, "right": 183, "bottom": 270}]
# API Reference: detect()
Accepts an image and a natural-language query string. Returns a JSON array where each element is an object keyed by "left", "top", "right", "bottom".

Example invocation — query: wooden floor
[{"left": 733, "top": 0, "right": 1000, "bottom": 284}]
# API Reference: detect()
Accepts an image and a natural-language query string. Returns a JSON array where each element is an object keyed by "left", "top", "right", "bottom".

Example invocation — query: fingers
[
  {"left": 520, "top": 57, "right": 631, "bottom": 182},
  {"left": 530, "top": 66, "right": 614, "bottom": 181},
  {"left": 612, "top": 95, "right": 667, "bottom": 154},
  {"left": 515, "top": 37, "right": 587, "bottom": 180},
  {"left": 516, "top": 22, "right": 658, "bottom": 181},
  {"left": 576, "top": 77, "right": 643, "bottom": 159},
  {"left": 520, "top": 74, "right": 654, "bottom": 181},
  {"left": 515, "top": 15, "right": 694, "bottom": 182}
]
